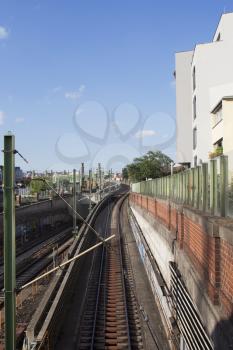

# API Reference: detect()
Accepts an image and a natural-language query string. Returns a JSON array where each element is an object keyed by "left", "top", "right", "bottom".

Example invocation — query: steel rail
[
  {"left": 24, "top": 190, "right": 115, "bottom": 350},
  {"left": 0, "top": 229, "right": 72, "bottom": 291},
  {"left": 19, "top": 235, "right": 115, "bottom": 291},
  {"left": 117, "top": 195, "right": 132, "bottom": 348},
  {"left": 90, "top": 198, "right": 111, "bottom": 348}
]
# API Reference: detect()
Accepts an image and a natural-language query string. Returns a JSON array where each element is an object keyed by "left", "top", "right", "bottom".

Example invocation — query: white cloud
[
  {"left": 65, "top": 85, "right": 85, "bottom": 100},
  {"left": 0, "top": 26, "right": 9, "bottom": 40},
  {"left": 15, "top": 117, "right": 25, "bottom": 123},
  {"left": 0, "top": 111, "right": 5, "bottom": 125},
  {"left": 135, "top": 129, "right": 156, "bottom": 139}
]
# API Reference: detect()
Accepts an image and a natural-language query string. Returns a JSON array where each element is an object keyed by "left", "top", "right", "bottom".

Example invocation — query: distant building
[
  {"left": 175, "top": 13, "right": 233, "bottom": 167},
  {"left": 0, "top": 166, "right": 24, "bottom": 183},
  {"left": 15, "top": 167, "right": 24, "bottom": 182}
]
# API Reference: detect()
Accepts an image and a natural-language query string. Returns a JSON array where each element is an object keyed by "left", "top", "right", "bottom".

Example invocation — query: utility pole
[
  {"left": 95, "top": 170, "right": 98, "bottom": 201},
  {"left": 98, "top": 163, "right": 102, "bottom": 200},
  {"left": 72, "top": 169, "right": 78, "bottom": 236},
  {"left": 81, "top": 163, "right": 85, "bottom": 192},
  {"left": 3, "top": 133, "right": 16, "bottom": 350},
  {"left": 89, "top": 169, "right": 92, "bottom": 213},
  {"left": 78, "top": 170, "right": 81, "bottom": 194}
]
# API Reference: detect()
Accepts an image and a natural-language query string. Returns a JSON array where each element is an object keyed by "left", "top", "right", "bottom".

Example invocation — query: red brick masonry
[{"left": 130, "top": 193, "right": 233, "bottom": 318}]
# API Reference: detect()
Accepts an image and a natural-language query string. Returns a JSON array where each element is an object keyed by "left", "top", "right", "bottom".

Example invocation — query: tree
[
  {"left": 30, "top": 177, "right": 53, "bottom": 194},
  {"left": 124, "top": 150, "right": 173, "bottom": 182},
  {"left": 122, "top": 167, "right": 129, "bottom": 180},
  {"left": 30, "top": 179, "right": 47, "bottom": 194}
]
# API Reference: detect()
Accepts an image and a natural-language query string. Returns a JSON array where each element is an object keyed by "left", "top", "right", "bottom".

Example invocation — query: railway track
[
  {"left": 0, "top": 227, "right": 74, "bottom": 349},
  {"left": 22, "top": 186, "right": 147, "bottom": 350},
  {"left": 0, "top": 228, "right": 73, "bottom": 291},
  {"left": 74, "top": 191, "right": 144, "bottom": 349},
  {"left": 0, "top": 227, "right": 73, "bottom": 302},
  {"left": 0, "top": 223, "right": 71, "bottom": 264},
  {"left": 0, "top": 223, "right": 70, "bottom": 265}
]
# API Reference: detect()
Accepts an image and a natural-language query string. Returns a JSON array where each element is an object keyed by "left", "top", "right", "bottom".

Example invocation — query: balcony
[{"left": 208, "top": 146, "right": 223, "bottom": 159}]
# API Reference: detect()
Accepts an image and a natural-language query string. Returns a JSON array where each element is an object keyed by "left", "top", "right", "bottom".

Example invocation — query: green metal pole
[
  {"left": 201, "top": 163, "right": 208, "bottom": 213},
  {"left": 3, "top": 134, "right": 16, "bottom": 350},
  {"left": 72, "top": 169, "right": 78, "bottom": 236},
  {"left": 78, "top": 170, "right": 81, "bottom": 193},
  {"left": 98, "top": 163, "right": 102, "bottom": 200},
  {"left": 220, "top": 155, "right": 228, "bottom": 217},
  {"left": 210, "top": 159, "right": 217, "bottom": 215},
  {"left": 81, "top": 163, "right": 85, "bottom": 192},
  {"left": 191, "top": 168, "right": 195, "bottom": 207},
  {"left": 197, "top": 166, "right": 201, "bottom": 209},
  {"left": 89, "top": 169, "right": 92, "bottom": 213}
]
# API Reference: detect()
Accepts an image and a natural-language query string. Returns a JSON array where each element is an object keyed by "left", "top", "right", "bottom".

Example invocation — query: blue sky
[{"left": 0, "top": 0, "right": 233, "bottom": 171}]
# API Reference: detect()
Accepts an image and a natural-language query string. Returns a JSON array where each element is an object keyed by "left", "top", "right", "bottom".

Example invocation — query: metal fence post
[
  {"left": 177, "top": 173, "right": 180, "bottom": 202},
  {"left": 168, "top": 176, "right": 170, "bottom": 199},
  {"left": 184, "top": 172, "right": 187, "bottom": 204},
  {"left": 210, "top": 159, "right": 217, "bottom": 215},
  {"left": 187, "top": 170, "right": 191, "bottom": 205},
  {"left": 181, "top": 173, "right": 184, "bottom": 203},
  {"left": 190, "top": 168, "right": 195, "bottom": 207},
  {"left": 201, "top": 163, "right": 208, "bottom": 213},
  {"left": 170, "top": 175, "right": 173, "bottom": 200},
  {"left": 220, "top": 155, "right": 228, "bottom": 217},
  {"left": 197, "top": 166, "right": 201, "bottom": 209},
  {"left": 193, "top": 167, "right": 199, "bottom": 209}
]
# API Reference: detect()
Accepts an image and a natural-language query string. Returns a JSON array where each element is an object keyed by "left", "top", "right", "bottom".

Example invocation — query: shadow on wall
[{"left": 212, "top": 313, "right": 233, "bottom": 349}]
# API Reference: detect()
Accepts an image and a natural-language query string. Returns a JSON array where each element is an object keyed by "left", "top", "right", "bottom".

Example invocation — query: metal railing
[{"left": 131, "top": 155, "right": 230, "bottom": 218}]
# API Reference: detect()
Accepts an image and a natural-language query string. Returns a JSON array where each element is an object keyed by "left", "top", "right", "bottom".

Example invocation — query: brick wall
[
  {"left": 183, "top": 215, "right": 220, "bottom": 304},
  {"left": 220, "top": 239, "right": 233, "bottom": 316},
  {"left": 130, "top": 192, "right": 233, "bottom": 317},
  {"left": 156, "top": 201, "right": 170, "bottom": 228},
  {"left": 170, "top": 208, "right": 177, "bottom": 233}
]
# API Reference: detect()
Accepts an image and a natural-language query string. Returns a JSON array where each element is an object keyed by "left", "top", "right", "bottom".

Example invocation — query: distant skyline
[{"left": 1, "top": 1, "right": 233, "bottom": 171}]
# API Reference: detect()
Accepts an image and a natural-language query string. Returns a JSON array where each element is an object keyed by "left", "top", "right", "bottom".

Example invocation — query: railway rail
[
  {"left": 0, "top": 222, "right": 71, "bottom": 266},
  {"left": 76, "top": 193, "right": 144, "bottom": 349},
  {"left": 0, "top": 227, "right": 73, "bottom": 291},
  {"left": 0, "top": 226, "right": 74, "bottom": 349},
  {"left": 22, "top": 185, "right": 148, "bottom": 350}
]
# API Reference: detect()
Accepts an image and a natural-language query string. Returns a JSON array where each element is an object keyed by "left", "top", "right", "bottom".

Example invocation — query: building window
[
  {"left": 212, "top": 103, "right": 222, "bottom": 128},
  {"left": 194, "top": 156, "right": 197, "bottom": 167},
  {"left": 192, "top": 66, "right": 196, "bottom": 91},
  {"left": 193, "top": 95, "right": 197, "bottom": 119},
  {"left": 193, "top": 127, "right": 197, "bottom": 150}
]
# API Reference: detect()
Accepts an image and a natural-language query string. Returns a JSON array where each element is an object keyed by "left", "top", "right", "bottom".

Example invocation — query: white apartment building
[{"left": 175, "top": 13, "right": 233, "bottom": 167}]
